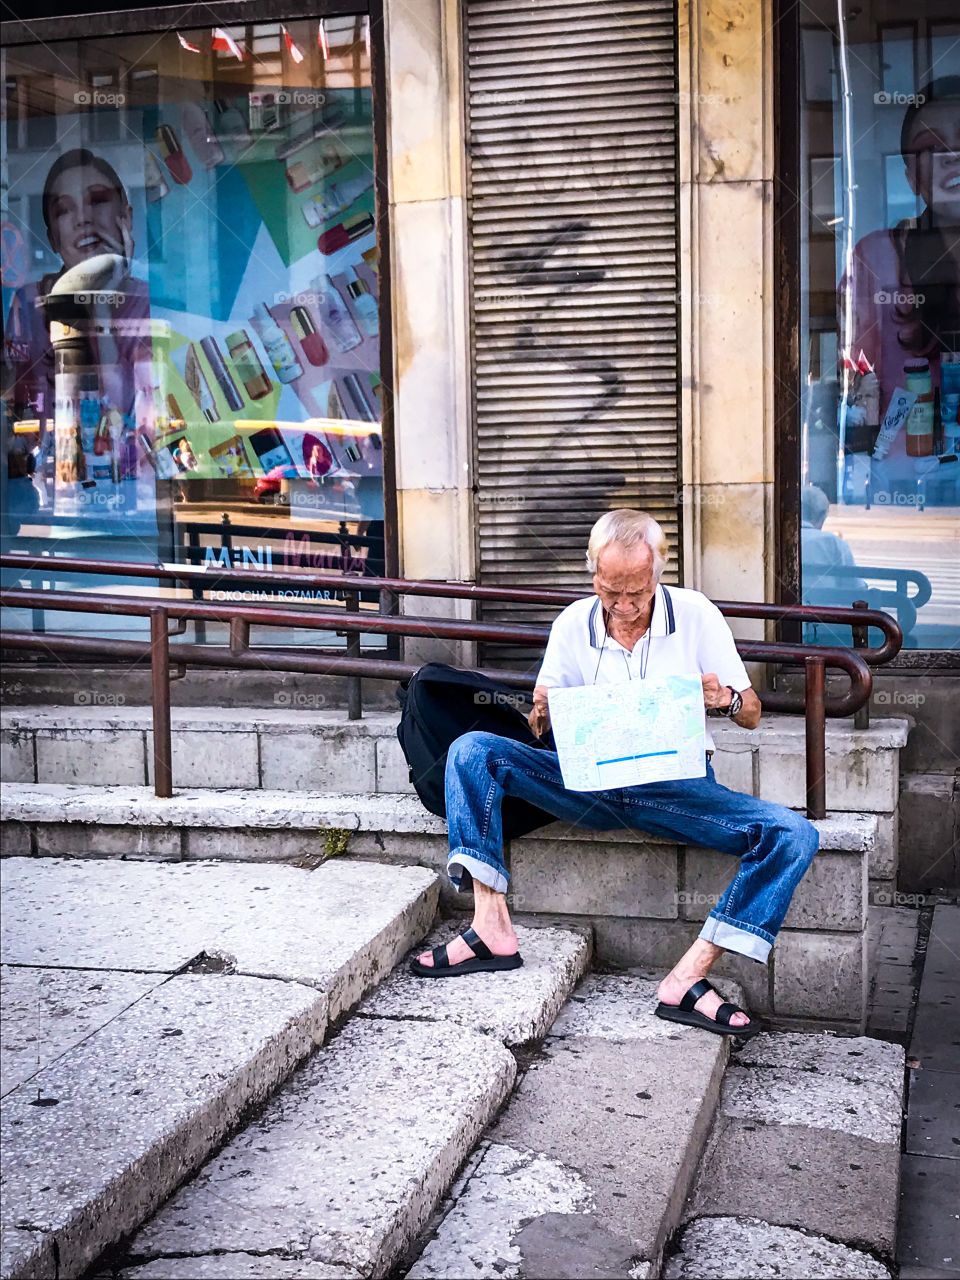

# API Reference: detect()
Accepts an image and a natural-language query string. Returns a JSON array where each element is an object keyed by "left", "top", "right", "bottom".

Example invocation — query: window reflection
[
  {"left": 800, "top": 9, "right": 960, "bottom": 651},
  {"left": 1, "top": 19, "right": 383, "bottom": 638}
]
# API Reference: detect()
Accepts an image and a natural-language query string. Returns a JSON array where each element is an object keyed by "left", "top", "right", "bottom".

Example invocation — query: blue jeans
[{"left": 445, "top": 731, "right": 820, "bottom": 964}]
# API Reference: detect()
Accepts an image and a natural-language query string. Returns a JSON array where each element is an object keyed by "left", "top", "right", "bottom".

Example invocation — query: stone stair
[
  {"left": 0, "top": 781, "right": 887, "bottom": 1029},
  {"left": 0, "top": 854, "right": 906, "bottom": 1280},
  {"left": 0, "top": 856, "right": 439, "bottom": 1279}
]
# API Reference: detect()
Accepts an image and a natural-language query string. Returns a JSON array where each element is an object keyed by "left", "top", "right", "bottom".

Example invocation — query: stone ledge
[
  {"left": 1, "top": 705, "right": 403, "bottom": 734},
  {"left": 0, "top": 785, "right": 882, "bottom": 852},
  {"left": 1, "top": 706, "right": 912, "bottom": 748}
]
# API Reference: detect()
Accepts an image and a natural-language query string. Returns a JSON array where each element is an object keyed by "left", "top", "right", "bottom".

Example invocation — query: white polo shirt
[{"left": 534, "top": 584, "right": 752, "bottom": 753}]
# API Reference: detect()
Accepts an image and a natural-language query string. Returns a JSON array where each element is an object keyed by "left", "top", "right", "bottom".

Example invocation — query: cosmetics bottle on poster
[
  {"left": 301, "top": 171, "right": 375, "bottom": 227},
  {"left": 211, "top": 98, "right": 251, "bottom": 163},
  {"left": 181, "top": 102, "right": 225, "bottom": 168},
  {"left": 285, "top": 142, "right": 347, "bottom": 194},
  {"left": 156, "top": 124, "right": 192, "bottom": 184},
  {"left": 311, "top": 275, "right": 362, "bottom": 353},
  {"left": 143, "top": 149, "right": 169, "bottom": 202},
  {"left": 340, "top": 372, "right": 377, "bottom": 422},
  {"left": 185, "top": 344, "right": 220, "bottom": 423},
  {"left": 346, "top": 272, "right": 378, "bottom": 337},
  {"left": 226, "top": 330, "right": 272, "bottom": 400},
  {"left": 317, "top": 212, "right": 375, "bottom": 255},
  {"left": 289, "top": 306, "right": 330, "bottom": 367},
  {"left": 275, "top": 107, "right": 347, "bottom": 162},
  {"left": 200, "top": 335, "right": 244, "bottom": 410},
  {"left": 250, "top": 303, "right": 303, "bottom": 383}
]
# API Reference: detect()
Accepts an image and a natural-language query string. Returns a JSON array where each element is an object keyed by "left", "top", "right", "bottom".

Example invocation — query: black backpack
[{"left": 396, "top": 662, "right": 556, "bottom": 841}]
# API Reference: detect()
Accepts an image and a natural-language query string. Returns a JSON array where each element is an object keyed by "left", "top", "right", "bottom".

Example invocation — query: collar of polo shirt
[{"left": 587, "top": 584, "right": 677, "bottom": 650}]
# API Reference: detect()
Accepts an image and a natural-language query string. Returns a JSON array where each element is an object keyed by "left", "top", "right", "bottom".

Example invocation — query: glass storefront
[
  {"left": 797, "top": 5, "right": 959, "bottom": 650},
  {"left": 1, "top": 13, "right": 385, "bottom": 640}
]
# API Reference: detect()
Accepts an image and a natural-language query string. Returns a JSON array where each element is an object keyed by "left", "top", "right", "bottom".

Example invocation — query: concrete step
[
  {"left": 1, "top": 704, "right": 911, "bottom": 818},
  {"left": 0, "top": 785, "right": 884, "bottom": 1027},
  {"left": 673, "top": 1029, "right": 905, "bottom": 1277},
  {"left": 403, "top": 971, "right": 738, "bottom": 1279},
  {"left": 0, "top": 856, "right": 439, "bottom": 1280},
  {"left": 115, "top": 923, "right": 592, "bottom": 1279}
]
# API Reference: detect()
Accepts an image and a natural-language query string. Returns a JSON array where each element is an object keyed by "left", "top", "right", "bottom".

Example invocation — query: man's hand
[
  {"left": 701, "top": 673, "right": 731, "bottom": 710},
  {"left": 701, "top": 674, "right": 762, "bottom": 728},
  {"left": 528, "top": 685, "right": 551, "bottom": 738}
]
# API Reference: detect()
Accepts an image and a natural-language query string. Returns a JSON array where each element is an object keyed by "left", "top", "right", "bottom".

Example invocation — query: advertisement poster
[{"left": 3, "top": 65, "right": 382, "bottom": 554}]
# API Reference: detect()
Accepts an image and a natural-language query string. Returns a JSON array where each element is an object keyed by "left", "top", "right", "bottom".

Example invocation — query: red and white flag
[
  {"left": 177, "top": 32, "right": 201, "bottom": 53},
  {"left": 282, "top": 26, "right": 305, "bottom": 64},
  {"left": 212, "top": 27, "right": 244, "bottom": 60},
  {"left": 317, "top": 19, "right": 330, "bottom": 60}
]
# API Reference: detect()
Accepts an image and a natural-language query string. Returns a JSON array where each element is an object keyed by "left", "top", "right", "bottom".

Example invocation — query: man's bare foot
[
  {"left": 656, "top": 969, "right": 750, "bottom": 1028},
  {"left": 415, "top": 921, "right": 519, "bottom": 967},
  {"left": 416, "top": 881, "right": 518, "bottom": 967}
]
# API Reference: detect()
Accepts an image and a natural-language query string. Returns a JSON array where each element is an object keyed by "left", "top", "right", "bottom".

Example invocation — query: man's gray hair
[{"left": 586, "top": 509, "right": 668, "bottom": 580}]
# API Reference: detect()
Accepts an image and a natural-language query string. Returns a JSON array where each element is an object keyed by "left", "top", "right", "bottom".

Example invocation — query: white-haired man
[{"left": 411, "top": 509, "right": 819, "bottom": 1037}]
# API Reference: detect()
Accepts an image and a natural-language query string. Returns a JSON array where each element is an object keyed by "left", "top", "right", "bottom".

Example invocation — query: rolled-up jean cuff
[
  {"left": 447, "top": 848, "right": 509, "bottom": 896},
  {"left": 699, "top": 916, "right": 772, "bottom": 965}
]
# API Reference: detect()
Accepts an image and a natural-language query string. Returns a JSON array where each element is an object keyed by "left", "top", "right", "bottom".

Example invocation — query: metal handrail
[
  {"left": 0, "top": 586, "right": 901, "bottom": 824},
  {"left": 0, "top": 553, "right": 903, "bottom": 664},
  {"left": 0, "top": 558, "right": 902, "bottom": 818}
]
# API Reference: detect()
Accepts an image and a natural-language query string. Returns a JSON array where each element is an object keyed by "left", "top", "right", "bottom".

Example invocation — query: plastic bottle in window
[
  {"left": 311, "top": 275, "right": 361, "bottom": 353},
  {"left": 904, "top": 359, "right": 934, "bottom": 457}
]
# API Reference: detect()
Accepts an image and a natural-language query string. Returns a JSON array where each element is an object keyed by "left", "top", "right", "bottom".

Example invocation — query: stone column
[
  {"left": 383, "top": 0, "right": 477, "bottom": 666},
  {"left": 677, "top": 0, "right": 774, "bottom": 646}
]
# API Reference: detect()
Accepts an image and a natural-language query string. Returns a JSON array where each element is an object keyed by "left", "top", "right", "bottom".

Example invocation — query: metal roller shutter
[{"left": 465, "top": 0, "right": 680, "bottom": 664}]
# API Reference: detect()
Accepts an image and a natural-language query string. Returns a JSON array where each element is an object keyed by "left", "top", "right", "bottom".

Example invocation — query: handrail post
[
  {"left": 851, "top": 600, "right": 870, "bottom": 729},
  {"left": 150, "top": 608, "right": 173, "bottom": 798},
  {"left": 805, "top": 656, "right": 827, "bottom": 820},
  {"left": 229, "top": 617, "right": 250, "bottom": 657},
  {"left": 345, "top": 591, "right": 362, "bottom": 719}
]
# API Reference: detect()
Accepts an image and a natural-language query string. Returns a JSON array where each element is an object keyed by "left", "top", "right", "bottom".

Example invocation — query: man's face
[
  {"left": 903, "top": 101, "right": 960, "bottom": 222},
  {"left": 47, "top": 165, "right": 131, "bottom": 269},
  {"left": 592, "top": 542, "right": 657, "bottom": 623}
]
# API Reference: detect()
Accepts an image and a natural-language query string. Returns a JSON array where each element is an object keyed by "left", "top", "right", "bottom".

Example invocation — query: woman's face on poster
[
  {"left": 47, "top": 165, "right": 132, "bottom": 269},
  {"left": 903, "top": 101, "right": 960, "bottom": 222}
]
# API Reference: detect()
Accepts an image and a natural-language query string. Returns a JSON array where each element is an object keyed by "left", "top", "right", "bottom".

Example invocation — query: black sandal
[
  {"left": 409, "top": 926, "right": 523, "bottom": 978},
  {"left": 654, "top": 977, "right": 761, "bottom": 1038}
]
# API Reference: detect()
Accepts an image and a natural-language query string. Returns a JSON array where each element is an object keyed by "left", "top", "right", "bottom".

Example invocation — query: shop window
[
  {"left": 1, "top": 15, "right": 385, "bottom": 644},
  {"left": 794, "top": 2, "right": 959, "bottom": 652}
]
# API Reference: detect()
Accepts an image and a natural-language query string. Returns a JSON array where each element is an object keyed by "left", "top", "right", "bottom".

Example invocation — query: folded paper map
[{"left": 548, "top": 675, "right": 707, "bottom": 791}]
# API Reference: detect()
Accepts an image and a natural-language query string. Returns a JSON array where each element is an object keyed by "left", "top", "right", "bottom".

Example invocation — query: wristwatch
[{"left": 708, "top": 686, "right": 743, "bottom": 718}]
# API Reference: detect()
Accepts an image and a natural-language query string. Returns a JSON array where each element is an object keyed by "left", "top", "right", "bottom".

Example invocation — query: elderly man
[{"left": 411, "top": 509, "right": 819, "bottom": 1037}]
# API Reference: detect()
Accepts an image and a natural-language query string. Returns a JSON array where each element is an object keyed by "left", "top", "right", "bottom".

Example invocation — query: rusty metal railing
[{"left": 0, "top": 554, "right": 903, "bottom": 818}]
